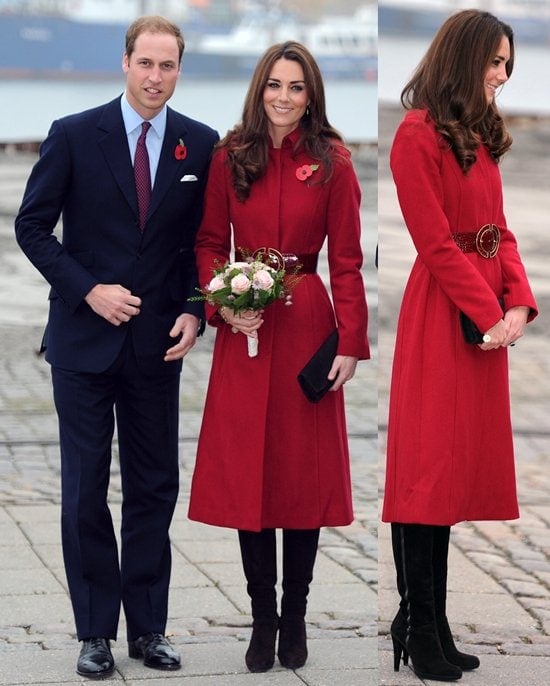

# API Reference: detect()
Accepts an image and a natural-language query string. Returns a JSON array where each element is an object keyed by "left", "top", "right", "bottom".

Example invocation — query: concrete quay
[
  {"left": 378, "top": 106, "right": 550, "bottom": 686},
  {"left": 0, "top": 145, "right": 378, "bottom": 685}
]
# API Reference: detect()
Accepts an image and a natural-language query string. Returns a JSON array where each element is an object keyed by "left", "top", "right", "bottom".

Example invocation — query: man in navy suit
[{"left": 15, "top": 15, "right": 218, "bottom": 678}]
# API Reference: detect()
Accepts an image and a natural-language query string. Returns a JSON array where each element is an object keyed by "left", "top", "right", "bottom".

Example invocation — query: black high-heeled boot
[
  {"left": 277, "top": 528, "right": 320, "bottom": 669},
  {"left": 432, "top": 526, "right": 480, "bottom": 671},
  {"left": 390, "top": 523, "right": 462, "bottom": 682},
  {"left": 245, "top": 616, "right": 279, "bottom": 672},
  {"left": 238, "top": 529, "right": 279, "bottom": 672},
  {"left": 390, "top": 522, "right": 410, "bottom": 661}
]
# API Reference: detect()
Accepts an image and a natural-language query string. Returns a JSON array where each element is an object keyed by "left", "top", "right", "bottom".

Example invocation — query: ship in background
[
  {"left": 0, "top": 0, "right": 377, "bottom": 80},
  {"left": 195, "top": 5, "right": 377, "bottom": 80},
  {"left": 379, "top": 0, "right": 550, "bottom": 45}
]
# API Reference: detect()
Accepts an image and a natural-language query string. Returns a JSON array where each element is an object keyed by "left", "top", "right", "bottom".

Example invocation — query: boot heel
[
  {"left": 392, "top": 636, "right": 401, "bottom": 671},
  {"left": 392, "top": 636, "right": 408, "bottom": 671}
]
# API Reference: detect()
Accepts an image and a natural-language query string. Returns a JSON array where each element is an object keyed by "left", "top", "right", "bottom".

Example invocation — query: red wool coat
[
  {"left": 188, "top": 128, "right": 369, "bottom": 531},
  {"left": 382, "top": 110, "right": 538, "bottom": 526}
]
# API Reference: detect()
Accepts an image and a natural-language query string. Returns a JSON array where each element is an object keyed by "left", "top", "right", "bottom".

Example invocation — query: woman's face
[
  {"left": 484, "top": 35, "right": 510, "bottom": 104},
  {"left": 263, "top": 58, "right": 309, "bottom": 147}
]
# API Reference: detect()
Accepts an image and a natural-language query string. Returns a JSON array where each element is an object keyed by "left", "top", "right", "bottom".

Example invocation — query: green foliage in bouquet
[{"left": 190, "top": 248, "right": 302, "bottom": 313}]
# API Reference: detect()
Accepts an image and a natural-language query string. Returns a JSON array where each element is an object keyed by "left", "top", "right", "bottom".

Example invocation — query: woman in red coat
[
  {"left": 188, "top": 42, "right": 369, "bottom": 672},
  {"left": 381, "top": 10, "right": 537, "bottom": 682}
]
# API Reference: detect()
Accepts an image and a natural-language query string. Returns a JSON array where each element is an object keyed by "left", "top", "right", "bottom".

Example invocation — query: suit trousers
[{"left": 51, "top": 336, "right": 181, "bottom": 641}]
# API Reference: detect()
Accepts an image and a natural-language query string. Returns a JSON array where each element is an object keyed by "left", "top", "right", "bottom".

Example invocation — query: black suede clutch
[
  {"left": 460, "top": 299, "right": 504, "bottom": 344},
  {"left": 459, "top": 312, "right": 484, "bottom": 344},
  {"left": 297, "top": 330, "right": 338, "bottom": 403}
]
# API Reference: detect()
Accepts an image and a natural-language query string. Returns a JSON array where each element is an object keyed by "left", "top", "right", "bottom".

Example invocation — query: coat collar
[{"left": 268, "top": 125, "right": 303, "bottom": 151}]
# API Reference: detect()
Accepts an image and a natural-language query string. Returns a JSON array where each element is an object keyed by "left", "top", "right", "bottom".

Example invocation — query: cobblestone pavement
[
  {"left": 0, "top": 147, "right": 378, "bottom": 685},
  {"left": 378, "top": 107, "right": 550, "bottom": 685}
]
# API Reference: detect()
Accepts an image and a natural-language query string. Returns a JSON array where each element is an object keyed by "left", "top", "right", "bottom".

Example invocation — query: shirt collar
[{"left": 120, "top": 93, "right": 167, "bottom": 140}]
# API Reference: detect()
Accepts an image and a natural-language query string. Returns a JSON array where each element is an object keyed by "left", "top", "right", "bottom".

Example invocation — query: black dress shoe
[
  {"left": 76, "top": 638, "right": 115, "bottom": 678},
  {"left": 128, "top": 633, "right": 181, "bottom": 670}
]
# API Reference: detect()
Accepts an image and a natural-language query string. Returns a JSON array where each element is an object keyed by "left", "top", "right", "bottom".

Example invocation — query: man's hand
[
  {"left": 164, "top": 313, "right": 201, "bottom": 362},
  {"left": 85, "top": 284, "right": 141, "bottom": 325}
]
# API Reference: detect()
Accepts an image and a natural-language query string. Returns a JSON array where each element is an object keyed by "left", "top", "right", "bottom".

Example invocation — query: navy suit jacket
[{"left": 16, "top": 97, "right": 219, "bottom": 375}]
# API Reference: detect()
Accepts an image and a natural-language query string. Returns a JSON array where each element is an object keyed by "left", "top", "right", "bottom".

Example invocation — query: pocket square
[{"left": 180, "top": 174, "right": 198, "bottom": 182}]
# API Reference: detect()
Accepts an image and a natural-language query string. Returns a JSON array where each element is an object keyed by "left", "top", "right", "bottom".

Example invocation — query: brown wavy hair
[
  {"left": 220, "top": 41, "right": 344, "bottom": 201},
  {"left": 401, "top": 9, "right": 514, "bottom": 173},
  {"left": 125, "top": 15, "right": 185, "bottom": 64}
]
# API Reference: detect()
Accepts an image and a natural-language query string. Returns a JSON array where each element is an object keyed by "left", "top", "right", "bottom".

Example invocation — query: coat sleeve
[
  {"left": 326, "top": 146, "right": 370, "bottom": 359},
  {"left": 194, "top": 149, "right": 233, "bottom": 326},
  {"left": 390, "top": 115, "right": 537, "bottom": 333},
  {"left": 14, "top": 119, "right": 98, "bottom": 313}
]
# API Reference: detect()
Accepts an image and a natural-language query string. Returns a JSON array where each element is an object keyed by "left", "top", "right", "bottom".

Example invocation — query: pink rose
[
  {"left": 207, "top": 275, "right": 226, "bottom": 293},
  {"left": 253, "top": 269, "right": 275, "bottom": 291},
  {"left": 231, "top": 273, "right": 252, "bottom": 294}
]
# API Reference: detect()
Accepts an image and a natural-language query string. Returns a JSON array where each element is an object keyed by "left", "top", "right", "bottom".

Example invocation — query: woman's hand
[
  {"left": 478, "top": 319, "right": 507, "bottom": 350},
  {"left": 479, "top": 306, "right": 529, "bottom": 350},
  {"left": 219, "top": 307, "right": 264, "bottom": 337},
  {"left": 328, "top": 355, "right": 358, "bottom": 392},
  {"left": 502, "top": 306, "right": 529, "bottom": 346}
]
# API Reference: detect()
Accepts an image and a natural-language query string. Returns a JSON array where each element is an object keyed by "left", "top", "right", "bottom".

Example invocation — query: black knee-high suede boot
[
  {"left": 432, "top": 526, "right": 480, "bottom": 670},
  {"left": 238, "top": 529, "right": 279, "bottom": 672},
  {"left": 278, "top": 528, "right": 320, "bottom": 669},
  {"left": 390, "top": 522, "right": 409, "bottom": 635},
  {"left": 390, "top": 523, "right": 462, "bottom": 682}
]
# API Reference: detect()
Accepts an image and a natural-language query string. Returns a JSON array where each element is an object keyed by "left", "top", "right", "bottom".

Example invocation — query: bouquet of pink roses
[{"left": 191, "top": 248, "right": 301, "bottom": 357}]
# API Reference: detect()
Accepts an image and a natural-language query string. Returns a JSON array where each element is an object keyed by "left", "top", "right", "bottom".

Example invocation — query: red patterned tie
[{"left": 134, "top": 121, "right": 151, "bottom": 232}]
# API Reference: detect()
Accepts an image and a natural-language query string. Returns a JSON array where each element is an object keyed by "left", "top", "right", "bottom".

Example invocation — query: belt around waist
[
  {"left": 452, "top": 224, "right": 500, "bottom": 258},
  {"left": 235, "top": 248, "right": 318, "bottom": 274}
]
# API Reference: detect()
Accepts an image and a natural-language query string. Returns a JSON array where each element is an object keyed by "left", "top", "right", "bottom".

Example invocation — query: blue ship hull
[{"left": 0, "top": 14, "right": 375, "bottom": 80}]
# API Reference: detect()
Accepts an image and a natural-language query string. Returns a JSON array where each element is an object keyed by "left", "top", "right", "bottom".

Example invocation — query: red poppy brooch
[
  {"left": 174, "top": 138, "right": 187, "bottom": 160},
  {"left": 296, "top": 164, "right": 319, "bottom": 182}
]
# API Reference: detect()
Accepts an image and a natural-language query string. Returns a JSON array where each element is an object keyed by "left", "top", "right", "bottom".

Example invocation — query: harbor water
[{"left": 1, "top": 77, "right": 376, "bottom": 145}]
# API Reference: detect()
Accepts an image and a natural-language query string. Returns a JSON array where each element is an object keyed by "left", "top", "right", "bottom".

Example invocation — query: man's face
[{"left": 123, "top": 31, "right": 181, "bottom": 119}]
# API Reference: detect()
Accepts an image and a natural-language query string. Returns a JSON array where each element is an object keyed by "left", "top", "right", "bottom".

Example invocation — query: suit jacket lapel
[
  {"left": 96, "top": 102, "right": 191, "bottom": 235},
  {"left": 147, "top": 108, "right": 189, "bottom": 222},
  {"left": 96, "top": 98, "right": 139, "bottom": 221}
]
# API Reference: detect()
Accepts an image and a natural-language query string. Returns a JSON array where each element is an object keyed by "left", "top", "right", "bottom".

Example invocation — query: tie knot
[{"left": 139, "top": 121, "right": 151, "bottom": 139}]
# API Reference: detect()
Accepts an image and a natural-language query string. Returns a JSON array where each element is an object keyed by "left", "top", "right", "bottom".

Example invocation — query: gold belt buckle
[
  {"left": 475, "top": 224, "right": 500, "bottom": 258},
  {"left": 253, "top": 247, "right": 289, "bottom": 271}
]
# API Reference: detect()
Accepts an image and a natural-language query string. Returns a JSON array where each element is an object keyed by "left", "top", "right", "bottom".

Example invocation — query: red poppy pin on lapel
[
  {"left": 296, "top": 164, "right": 319, "bottom": 181},
  {"left": 175, "top": 138, "right": 187, "bottom": 160}
]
